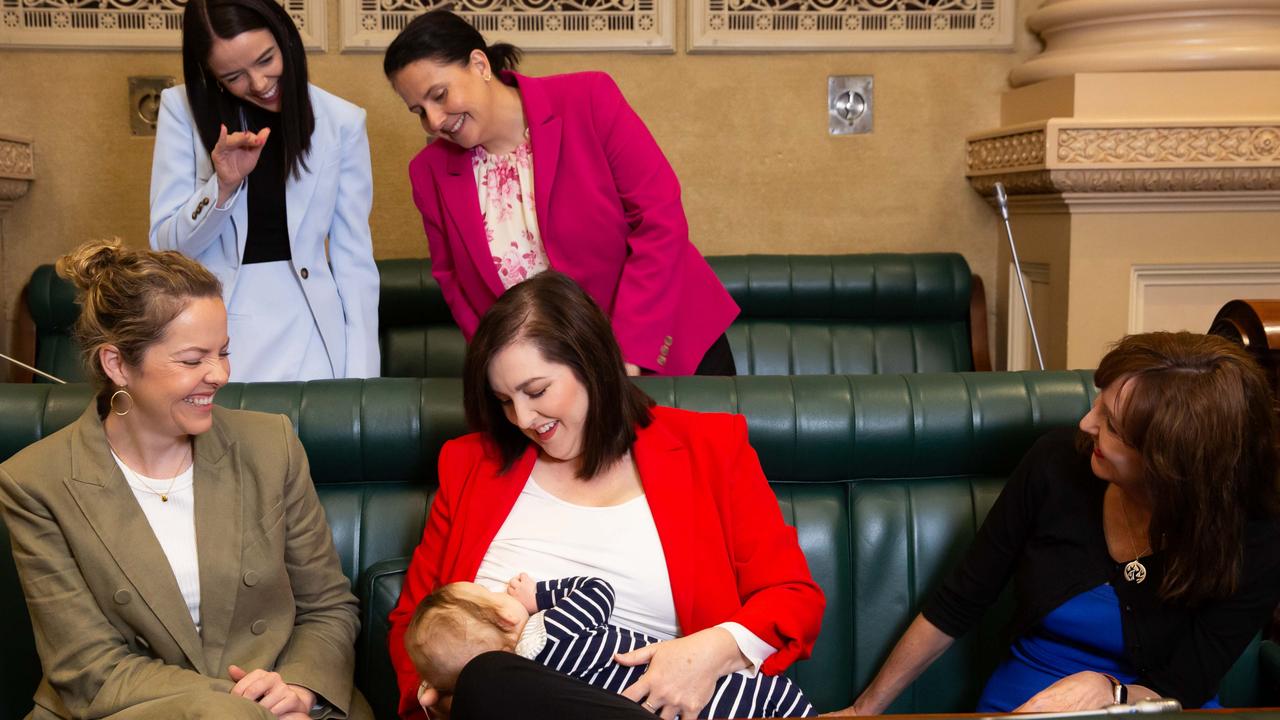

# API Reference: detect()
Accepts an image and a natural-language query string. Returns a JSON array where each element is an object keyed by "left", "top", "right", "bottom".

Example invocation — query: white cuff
[{"left": 716, "top": 621, "right": 776, "bottom": 678}]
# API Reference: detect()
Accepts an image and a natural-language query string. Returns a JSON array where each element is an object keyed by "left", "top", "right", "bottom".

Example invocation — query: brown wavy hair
[
  {"left": 56, "top": 239, "right": 222, "bottom": 405},
  {"left": 1094, "top": 331, "right": 1280, "bottom": 605},
  {"left": 462, "top": 272, "right": 654, "bottom": 479}
]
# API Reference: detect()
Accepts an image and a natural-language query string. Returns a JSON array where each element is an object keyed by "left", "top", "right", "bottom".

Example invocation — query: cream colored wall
[{"left": 0, "top": 0, "right": 1042, "bottom": 365}]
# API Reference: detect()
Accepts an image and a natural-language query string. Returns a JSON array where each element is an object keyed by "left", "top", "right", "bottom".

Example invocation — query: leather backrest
[
  {"left": 25, "top": 265, "right": 86, "bottom": 383},
  {"left": 26, "top": 254, "right": 977, "bottom": 380},
  {"left": 0, "top": 374, "right": 1266, "bottom": 716}
]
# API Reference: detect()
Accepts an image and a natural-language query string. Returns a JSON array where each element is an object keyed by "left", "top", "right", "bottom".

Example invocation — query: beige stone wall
[{"left": 0, "top": 0, "right": 1042, "bottom": 367}]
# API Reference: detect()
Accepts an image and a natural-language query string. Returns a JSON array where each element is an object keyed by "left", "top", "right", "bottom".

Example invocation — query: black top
[
  {"left": 241, "top": 103, "right": 291, "bottom": 265},
  {"left": 923, "top": 427, "right": 1280, "bottom": 707}
]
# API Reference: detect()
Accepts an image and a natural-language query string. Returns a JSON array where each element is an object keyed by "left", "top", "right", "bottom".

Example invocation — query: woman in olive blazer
[{"left": 0, "top": 240, "right": 366, "bottom": 720}]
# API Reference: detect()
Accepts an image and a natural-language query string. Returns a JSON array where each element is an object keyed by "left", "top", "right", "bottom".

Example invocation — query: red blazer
[
  {"left": 407, "top": 71, "right": 739, "bottom": 375},
  {"left": 388, "top": 406, "right": 825, "bottom": 718}
]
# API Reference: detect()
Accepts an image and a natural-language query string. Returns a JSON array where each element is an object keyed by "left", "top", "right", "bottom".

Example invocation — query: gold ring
[{"left": 642, "top": 701, "right": 657, "bottom": 712}]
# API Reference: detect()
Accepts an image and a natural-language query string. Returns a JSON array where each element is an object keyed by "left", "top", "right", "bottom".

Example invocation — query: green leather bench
[
  {"left": 0, "top": 374, "right": 1269, "bottom": 719},
  {"left": 26, "top": 254, "right": 989, "bottom": 382}
]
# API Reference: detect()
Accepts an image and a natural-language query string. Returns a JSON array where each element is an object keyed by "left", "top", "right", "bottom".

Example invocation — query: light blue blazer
[{"left": 149, "top": 84, "right": 380, "bottom": 379}]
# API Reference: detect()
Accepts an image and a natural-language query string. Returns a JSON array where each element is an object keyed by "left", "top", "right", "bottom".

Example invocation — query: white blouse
[
  {"left": 472, "top": 140, "right": 550, "bottom": 289},
  {"left": 474, "top": 473, "right": 776, "bottom": 674}
]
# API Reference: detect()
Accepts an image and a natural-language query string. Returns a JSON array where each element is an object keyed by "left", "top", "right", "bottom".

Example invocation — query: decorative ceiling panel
[
  {"left": 0, "top": 0, "right": 325, "bottom": 51},
  {"left": 340, "top": 0, "right": 674, "bottom": 53},
  {"left": 689, "top": 0, "right": 1013, "bottom": 52}
]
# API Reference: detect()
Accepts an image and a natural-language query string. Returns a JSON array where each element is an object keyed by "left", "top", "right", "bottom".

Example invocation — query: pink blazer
[{"left": 407, "top": 71, "right": 739, "bottom": 375}]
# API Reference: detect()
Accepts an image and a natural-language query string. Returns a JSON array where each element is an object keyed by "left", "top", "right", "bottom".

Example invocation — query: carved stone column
[
  {"left": 968, "top": 1, "right": 1280, "bottom": 370},
  {"left": 0, "top": 135, "right": 34, "bottom": 381}
]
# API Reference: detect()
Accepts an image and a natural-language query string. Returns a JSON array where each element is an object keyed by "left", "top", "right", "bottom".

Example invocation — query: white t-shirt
[
  {"left": 112, "top": 452, "right": 201, "bottom": 631},
  {"left": 474, "top": 473, "right": 775, "bottom": 673}
]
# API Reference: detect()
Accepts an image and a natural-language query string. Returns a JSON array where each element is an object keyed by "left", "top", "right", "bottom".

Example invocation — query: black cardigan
[{"left": 923, "top": 428, "right": 1280, "bottom": 707}]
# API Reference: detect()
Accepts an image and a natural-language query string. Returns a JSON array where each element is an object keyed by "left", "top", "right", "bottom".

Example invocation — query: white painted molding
[
  {"left": 688, "top": 0, "right": 1014, "bottom": 53},
  {"left": 1007, "top": 261, "right": 1049, "bottom": 372},
  {"left": 0, "top": 0, "right": 326, "bottom": 51},
  {"left": 339, "top": 0, "right": 675, "bottom": 53},
  {"left": 1128, "top": 263, "right": 1280, "bottom": 334}
]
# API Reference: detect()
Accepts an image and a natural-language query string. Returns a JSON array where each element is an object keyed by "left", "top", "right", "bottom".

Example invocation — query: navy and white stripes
[{"left": 532, "top": 577, "right": 814, "bottom": 718}]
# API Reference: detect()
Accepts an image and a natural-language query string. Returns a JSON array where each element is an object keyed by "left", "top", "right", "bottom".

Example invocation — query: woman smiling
[
  {"left": 150, "top": 0, "right": 379, "bottom": 383},
  {"left": 388, "top": 272, "right": 823, "bottom": 720},
  {"left": 0, "top": 240, "right": 369, "bottom": 719}
]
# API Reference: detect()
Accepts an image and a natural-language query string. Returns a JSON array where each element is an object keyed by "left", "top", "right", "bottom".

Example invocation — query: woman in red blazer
[
  {"left": 383, "top": 10, "right": 739, "bottom": 376},
  {"left": 387, "top": 272, "right": 823, "bottom": 720}
]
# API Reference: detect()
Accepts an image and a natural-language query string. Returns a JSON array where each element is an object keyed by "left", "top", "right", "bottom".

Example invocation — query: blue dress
[{"left": 977, "top": 583, "right": 1222, "bottom": 712}]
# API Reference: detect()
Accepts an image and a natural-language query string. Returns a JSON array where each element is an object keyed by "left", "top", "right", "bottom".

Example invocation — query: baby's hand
[{"left": 507, "top": 572, "right": 538, "bottom": 614}]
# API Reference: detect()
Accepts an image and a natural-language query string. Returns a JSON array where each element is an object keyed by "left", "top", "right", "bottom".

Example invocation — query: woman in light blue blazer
[{"left": 150, "top": 0, "right": 379, "bottom": 382}]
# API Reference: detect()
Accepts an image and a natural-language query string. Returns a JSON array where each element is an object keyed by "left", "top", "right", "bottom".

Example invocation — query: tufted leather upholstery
[
  {"left": 0, "top": 375, "right": 1270, "bottom": 718},
  {"left": 24, "top": 265, "right": 86, "bottom": 383},
  {"left": 26, "top": 255, "right": 985, "bottom": 382}
]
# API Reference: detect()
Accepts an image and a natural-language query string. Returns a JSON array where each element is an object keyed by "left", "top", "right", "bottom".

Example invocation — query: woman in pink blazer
[{"left": 384, "top": 10, "right": 739, "bottom": 376}]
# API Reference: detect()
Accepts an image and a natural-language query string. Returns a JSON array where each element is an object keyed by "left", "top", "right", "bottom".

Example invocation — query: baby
[{"left": 405, "top": 573, "right": 814, "bottom": 718}]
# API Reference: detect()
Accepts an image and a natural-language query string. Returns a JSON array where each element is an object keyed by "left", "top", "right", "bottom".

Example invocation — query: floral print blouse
[{"left": 473, "top": 140, "right": 550, "bottom": 289}]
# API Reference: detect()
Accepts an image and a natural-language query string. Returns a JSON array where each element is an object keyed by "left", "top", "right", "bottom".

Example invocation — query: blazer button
[
  {"left": 243, "top": 570, "right": 259, "bottom": 587},
  {"left": 656, "top": 356, "right": 667, "bottom": 366},
  {"left": 191, "top": 210, "right": 199, "bottom": 220},
  {"left": 251, "top": 620, "right": 268, "bottom": 635},
  {"left": 664, "top": 335, "right": 673, "bottom": 346},
  {"left": 299, "top": 268, "right": 309, "bottom": 279},
  {"left": 113, "top": 589, "right": 132, "bottom": 605},
  {"left": 135, "top": 635, "right": 151, "bottom": 651}
]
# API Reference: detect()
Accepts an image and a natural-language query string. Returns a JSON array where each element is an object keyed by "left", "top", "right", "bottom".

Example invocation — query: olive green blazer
[{"left": 0, "top": 404, "right": 360, "bottom": 719}]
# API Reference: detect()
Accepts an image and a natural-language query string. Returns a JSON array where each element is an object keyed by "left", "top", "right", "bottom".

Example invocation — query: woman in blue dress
[{"left": 843, "top": 332, "right": 1280, "bottom": 713}]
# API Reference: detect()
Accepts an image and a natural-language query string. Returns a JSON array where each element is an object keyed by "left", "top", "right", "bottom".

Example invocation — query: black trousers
[{"left": 451, "top": 652, "right": 653, "bottom": 720}]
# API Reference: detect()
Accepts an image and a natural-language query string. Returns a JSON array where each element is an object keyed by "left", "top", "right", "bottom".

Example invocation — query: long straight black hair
[{"left": 181, "top": 0, "right": 314, "bottom": 181}]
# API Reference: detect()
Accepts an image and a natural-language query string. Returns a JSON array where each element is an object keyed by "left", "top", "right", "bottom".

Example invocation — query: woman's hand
[
  {"left": 211, "top": 124, "right": 270, "bottom": 205},
  {"left": 1014, "top": 671, "right": 1115, "bottom": 712},
  {"left": 418, "top": 680, "right": 453, "bottom": 720},
  {"left": 616, "top": 627, "right": 747, "bottom": 719},
  {"left": 624, "top": 362, "right": 642, "bottom": 377},
  {"left": 228, "top": 664, "right": 315, "bottom": 717}
]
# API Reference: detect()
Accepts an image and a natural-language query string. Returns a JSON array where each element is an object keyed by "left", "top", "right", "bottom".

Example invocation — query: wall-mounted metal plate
[
  {"left": 129, "top": 76, "right": 176, "bottom": 137},
  {"left": 829, "top": 75, "right": 873, "bottom": 136}
]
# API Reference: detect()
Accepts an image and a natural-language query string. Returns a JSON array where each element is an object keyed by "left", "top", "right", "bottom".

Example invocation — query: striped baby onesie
[{"left": 519, "top": 576, "right": 814, "bottom": 718}]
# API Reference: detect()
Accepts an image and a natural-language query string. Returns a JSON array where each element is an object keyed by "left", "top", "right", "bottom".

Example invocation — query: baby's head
[{"left": 405, "top": 581, "right": 531, "bottom": 694}]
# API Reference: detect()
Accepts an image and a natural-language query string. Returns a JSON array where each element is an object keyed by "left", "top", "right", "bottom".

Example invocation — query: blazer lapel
[
  {"left": 285, "top": 157, "right": 320, "bottom": 252},
  {"left": 516, "top": 74, "right": 562, "bottom": 251},
  {"left": 191, "top": 416, "right": 241, "bottom": 675},
  {"left": 65, "top": 407, "right": 208, "bottom": 673},
  {"left": 452, "top": 447, "right": 536, "bottom": 581},
  {"left": 442, "top": 146, "right": 505, "bottom": 298},
  {"left": 633, "top": 421, "right": 697, "bottom": 631}
]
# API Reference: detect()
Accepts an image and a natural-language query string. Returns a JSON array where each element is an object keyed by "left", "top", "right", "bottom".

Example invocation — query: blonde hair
[
  {"left": 405, "top": 583, "right": 518, "bottom": 693},
  {"left": 55, "top": 238, "right": 221, "bottom": 399}
]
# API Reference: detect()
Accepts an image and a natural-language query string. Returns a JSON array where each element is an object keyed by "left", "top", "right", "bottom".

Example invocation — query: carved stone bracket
[
  {"left": 0, "top": 135, "right": 33, "bottom": 216},
  {"left": 967, "top": 122, "right": 1280, "bottom": 208}
]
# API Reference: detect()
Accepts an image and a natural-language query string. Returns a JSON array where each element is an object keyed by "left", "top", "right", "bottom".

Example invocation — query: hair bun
[{"left": 55, "top": 238, "right": 126, "bottom": 292}]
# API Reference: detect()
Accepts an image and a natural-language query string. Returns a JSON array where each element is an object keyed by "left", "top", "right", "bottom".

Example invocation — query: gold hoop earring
[
  {"left": 483, "top": 72, "right": 492, "bottom": 82},
  {"left": 110, "top": 388, "right": 133, "bottom": 417}
]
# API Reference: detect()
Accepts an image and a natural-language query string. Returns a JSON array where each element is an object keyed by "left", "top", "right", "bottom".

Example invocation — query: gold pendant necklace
[
  {"left": 1117, "top": 492, "right": 1150, "bottom": 584},
  {"left": 112, "top": 442, "right": 191, "bottom": 503}
]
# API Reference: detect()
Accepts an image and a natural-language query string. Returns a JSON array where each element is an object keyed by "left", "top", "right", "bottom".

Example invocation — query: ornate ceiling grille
[
  {"left": 0, "top": 0, "right": 325, "bottom": 50},
  {"left": 690, "top": 0, "right": 1012, "bottom": 51},
  {"left": 340, "top": 0, "right": 674, "bottom": 53}
]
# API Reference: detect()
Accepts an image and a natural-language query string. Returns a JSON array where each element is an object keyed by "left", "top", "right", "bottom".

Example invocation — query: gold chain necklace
[
  {"left": 112, "top": 443, "right": 191, "bottom": 503},
  {"left": 1117, "top": 492, "right": 1151, "bottom": 584}
]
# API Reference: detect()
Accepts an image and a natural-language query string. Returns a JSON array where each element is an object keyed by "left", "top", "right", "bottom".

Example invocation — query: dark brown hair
[
  {"left": 463, "top": 272, "right": 654, "bottom": 479},
  {"left": 383, "top": 9, "right": 522, "bottom": 80},
  {"left": 406, "top": 584, "right": 516, "bottom": 692},
  {"left": 56, "top": 239, "right": 222, "bottom": 405},
  {"left": 1094, "top": 331, "right": 1280, "bottom": 605},
  {"left": 182, "top": 0, "right": 314, "bottom": 181}
]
